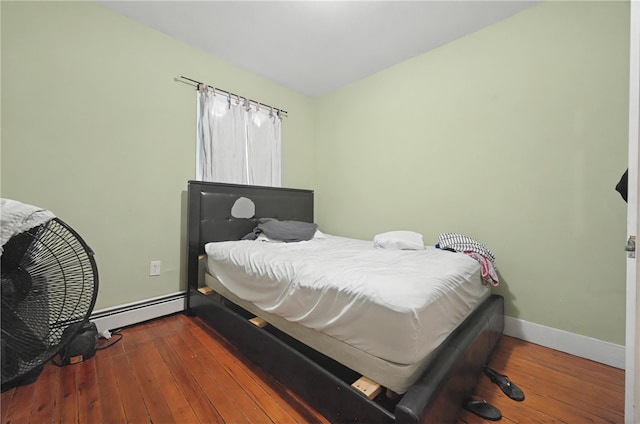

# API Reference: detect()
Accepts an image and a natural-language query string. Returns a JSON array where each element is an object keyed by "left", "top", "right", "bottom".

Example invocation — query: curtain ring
[{"left": 212, "top": 87, "right": 216, "bottom": 96}]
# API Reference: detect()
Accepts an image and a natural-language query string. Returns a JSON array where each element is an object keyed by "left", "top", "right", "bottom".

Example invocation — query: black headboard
[{"left": 186, "top": 181, "right": 314, "bottom": 291}]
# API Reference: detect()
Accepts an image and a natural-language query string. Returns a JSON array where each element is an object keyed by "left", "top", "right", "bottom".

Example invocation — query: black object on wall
[{"left": 616, "top": 169, "right": 628, "bottom": 202}]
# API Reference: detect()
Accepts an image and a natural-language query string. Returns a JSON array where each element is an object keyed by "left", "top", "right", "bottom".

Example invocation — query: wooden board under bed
[{"left": 186, "top": 180, "right": 504, "bottom": 423}]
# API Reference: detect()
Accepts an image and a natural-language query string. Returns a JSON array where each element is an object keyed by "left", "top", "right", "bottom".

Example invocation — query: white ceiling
[{"left": 98, "top": 1, "right": 539, "bottom": 97}]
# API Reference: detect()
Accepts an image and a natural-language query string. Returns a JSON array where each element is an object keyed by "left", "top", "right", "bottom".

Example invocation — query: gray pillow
[{"left": 243, "top": 218, "right": 318, "bottom": 242}]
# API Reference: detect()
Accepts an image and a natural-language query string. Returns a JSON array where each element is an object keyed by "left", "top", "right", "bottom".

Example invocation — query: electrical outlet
[{"left": 149, "top": 260, "right": 161, "bottom": 276}]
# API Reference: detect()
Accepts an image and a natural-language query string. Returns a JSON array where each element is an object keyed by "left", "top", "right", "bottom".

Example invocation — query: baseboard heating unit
[{"left": 90, "top": 291, "right": 186, "bottom": 335}]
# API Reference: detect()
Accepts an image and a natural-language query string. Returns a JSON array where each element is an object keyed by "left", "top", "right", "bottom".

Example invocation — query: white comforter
[{"left": 205, "top": 235, "right": 489, "bottom": 365}]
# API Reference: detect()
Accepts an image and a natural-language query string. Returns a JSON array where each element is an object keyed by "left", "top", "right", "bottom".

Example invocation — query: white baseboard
[
  {"left": 504, "top": 316, "right": 625, "bottom": 370},
  {"left": 90, "top": 291, "right": 186, "bottom": 336}
]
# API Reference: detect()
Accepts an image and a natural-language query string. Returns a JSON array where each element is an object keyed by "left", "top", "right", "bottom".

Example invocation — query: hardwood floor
[
  {"left": 1, "top": 313, "right": 624, "bottom": 423},
  {"left": 458, "top": 336, "right": 624, "bottom": 424},
  {"left": 1, "top": 314, "right": 328, "bottom": 424}
]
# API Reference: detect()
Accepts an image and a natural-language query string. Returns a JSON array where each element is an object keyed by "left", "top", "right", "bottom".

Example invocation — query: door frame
[{"left": 625, "top": 1, "right": 640, "bottom": 422}]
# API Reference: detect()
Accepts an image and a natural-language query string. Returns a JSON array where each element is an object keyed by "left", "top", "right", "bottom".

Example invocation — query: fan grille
[{"left": 1, "top": 218, "right": 98, "bottom": 385}]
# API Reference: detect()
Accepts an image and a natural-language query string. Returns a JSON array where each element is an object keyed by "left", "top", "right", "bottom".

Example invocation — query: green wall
[
  {"left": 0, "top": 1, "right": 316, "bottom": 309},
  {"left": 315, "top": 1, "right": 630, "bottom": 345},
  {"left": 1, "top": 1, "right": 631, "bottom": 346}
]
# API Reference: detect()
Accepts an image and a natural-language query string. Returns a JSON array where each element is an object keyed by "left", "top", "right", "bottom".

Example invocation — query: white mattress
[{"left": 205, "top": 235, "right": 489, "bottom": 365}]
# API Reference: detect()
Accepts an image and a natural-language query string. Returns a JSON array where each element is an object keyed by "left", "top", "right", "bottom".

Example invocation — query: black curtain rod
[{"left": 175, "top": 75, "right": 288, "bottom": 117}]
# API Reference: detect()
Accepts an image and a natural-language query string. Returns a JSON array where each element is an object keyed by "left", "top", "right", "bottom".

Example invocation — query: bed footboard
[
  {"left": 190, "top": 288, "right": 503, "bottom": 423},
  {"left": 396, "top": 294, "right": 503, "bottom": 423}
]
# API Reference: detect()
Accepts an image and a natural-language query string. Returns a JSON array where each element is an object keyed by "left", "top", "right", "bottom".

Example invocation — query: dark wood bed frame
[{"left": 186, "top": 180, "right": 504, "bottom": 423}]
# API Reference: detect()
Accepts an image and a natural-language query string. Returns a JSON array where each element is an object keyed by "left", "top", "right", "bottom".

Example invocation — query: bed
[{"left": 186, "top": 180, "right": 504, "bottom": 423}]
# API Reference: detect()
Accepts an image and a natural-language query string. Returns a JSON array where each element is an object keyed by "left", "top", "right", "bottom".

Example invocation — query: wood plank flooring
[
  {"left": 1, "top": 313, "right": 624, "bottom": 423},
  {"left": 1, "top": 313, "right": 328, "bottom": 424},
  {"left": 458, "top": 336, "right": 624, "bottom": 423}
]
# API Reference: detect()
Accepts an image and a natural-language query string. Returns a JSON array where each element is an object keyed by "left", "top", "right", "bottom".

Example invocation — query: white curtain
[
  {"left": 247, "top": 106, "right": 281, "bottom": 187},
  {"left": 196, "top": 87, "right": 281, "bottom": 187}
]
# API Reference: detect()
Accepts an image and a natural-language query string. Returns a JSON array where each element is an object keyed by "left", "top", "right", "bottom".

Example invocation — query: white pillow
[{"left": 373, "top": 231, "right": 425, "bottom": 250}]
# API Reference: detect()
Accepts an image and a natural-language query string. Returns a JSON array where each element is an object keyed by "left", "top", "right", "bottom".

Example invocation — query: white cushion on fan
[{"left": 0, "top": 198, "right": 55, "bottom": 254}]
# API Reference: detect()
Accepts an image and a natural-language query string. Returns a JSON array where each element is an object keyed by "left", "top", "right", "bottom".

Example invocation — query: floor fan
[{"left": 1, "top": 217, "right": 99, "bottom": 391}]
